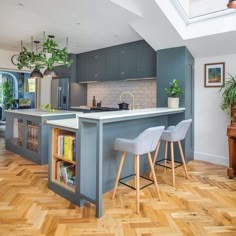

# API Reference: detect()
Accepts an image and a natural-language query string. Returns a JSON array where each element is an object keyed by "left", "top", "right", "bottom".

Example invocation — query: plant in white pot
[{"left": 165, "top": 79, "right": 183, "bottom": 108}]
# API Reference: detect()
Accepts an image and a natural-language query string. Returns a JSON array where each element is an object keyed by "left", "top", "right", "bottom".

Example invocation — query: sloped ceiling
[{"left": 0, "top": 0, "right": 236, "bottom": 58}]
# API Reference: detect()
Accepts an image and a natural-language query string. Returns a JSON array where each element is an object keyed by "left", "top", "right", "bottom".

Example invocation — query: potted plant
[
  {"left": 165, "top": 79, "right": 183, "bottom": 108},
  {"left": 220, "top": 74, "right": 236, "bottom": 126}
]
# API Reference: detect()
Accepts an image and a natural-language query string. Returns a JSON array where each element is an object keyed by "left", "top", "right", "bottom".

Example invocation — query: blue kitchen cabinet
[
  {"left": 105, "top": 48, "right": 120, "bottom": 81},
  {"left": 5, "top": 111, "right": 77, "bottom": 165},
  {"left": 156, "top": 46, "right": 194, "bottom": 162},
  {"left": 136, "top": 41, "right": 156, "bottom": 78},
  {"left": 54, "top": 54, "right": 77, "bottom": 82},
  {"left": 77, "top": 53, "right": 88, "bottom": 82},
  {"left": 87, "top": 52, "right": 106, "bottom": 81},
  {"left": 119, "top": 45, "right": 137, "bottom": 80},
  {"left": 76, "top": 40, "right": 156, "bottom": 82}
]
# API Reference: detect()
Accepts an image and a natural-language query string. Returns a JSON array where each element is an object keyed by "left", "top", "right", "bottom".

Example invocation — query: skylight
[{"left": 170, "top": 0, "right": 235, "bottom": 23}]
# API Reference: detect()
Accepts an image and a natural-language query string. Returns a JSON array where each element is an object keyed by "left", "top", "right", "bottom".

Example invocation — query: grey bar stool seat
[
  {"left": 112, "top": 126, "right": 165, "bottom": 214},
  {"left": 151, "top": 119, "right": 192, "bottom": 187}
]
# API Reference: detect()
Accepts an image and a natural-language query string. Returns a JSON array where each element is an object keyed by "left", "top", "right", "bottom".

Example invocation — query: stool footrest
[
  {"left": 155, "top": 159, "right": 183, "bottom": 169},
  {"left": 119, "top": 174, "right": 154, "bottom": 190}
]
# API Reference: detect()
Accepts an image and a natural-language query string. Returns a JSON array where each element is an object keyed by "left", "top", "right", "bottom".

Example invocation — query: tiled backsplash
[{"left": 87, "top": 79, "right": 156, "bottom": 109}]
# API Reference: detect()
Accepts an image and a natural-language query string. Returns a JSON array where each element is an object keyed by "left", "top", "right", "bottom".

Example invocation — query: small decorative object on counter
[
  {"left": 118, "top": 102, "right": 129, "bottom": 110},
  {"left": 40, "top": 104, "right": 56, "bottom": 112},
  {"left": 97, "top": 101, "right": 102, "bottom": 107},
  {"left": 92, "top": 96, "right": 96, "bottom": 107},
  {"left": 165, "top": 79, "right": 183, "bottom": 108}
]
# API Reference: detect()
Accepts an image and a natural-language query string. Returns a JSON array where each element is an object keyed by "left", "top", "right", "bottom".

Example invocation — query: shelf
[
  {"left": 13, "top": 137, "right": 23, "bottom": 146},
  {"left": 52, "top": 179, "right": 75, "bottom": 192},
  {"left": 53, "top": 154, "right": 76, "bottom": 165},
  {"left": 27, "top": 139, "right": 39, "bottom": 145}
]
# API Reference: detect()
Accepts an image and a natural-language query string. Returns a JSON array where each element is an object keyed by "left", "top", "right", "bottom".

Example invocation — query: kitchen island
[
  {"left": 5, "top": 109, "right": 82, "bottom": 165},
  {"left": 46, "top": 107, "right": 191, "bottom": 217}
]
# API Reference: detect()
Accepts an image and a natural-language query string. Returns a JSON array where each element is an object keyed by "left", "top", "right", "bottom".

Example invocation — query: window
[{"left": 170, "top": 0, "right": 235, "bottom": 23}]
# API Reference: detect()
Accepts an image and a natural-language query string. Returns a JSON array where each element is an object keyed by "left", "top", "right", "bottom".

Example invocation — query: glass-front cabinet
[
  {"left": 5, "top": 110, "right": 77, "bottom": 165},
  {"left": 13, "top": 118, "right": 24, "bottom": 147},
  {"left": 26, "top": 121, "right": 39, "bottom": 153}
]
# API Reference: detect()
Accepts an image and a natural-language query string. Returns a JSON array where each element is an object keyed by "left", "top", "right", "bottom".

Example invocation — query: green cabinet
[{"left": 76, "top": 40, "right": 156, "bottom": 82}]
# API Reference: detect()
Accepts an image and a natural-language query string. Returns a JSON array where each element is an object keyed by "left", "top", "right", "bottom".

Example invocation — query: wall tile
[{"left": 87, "top": 80, "right": 156, "bottom": 109}]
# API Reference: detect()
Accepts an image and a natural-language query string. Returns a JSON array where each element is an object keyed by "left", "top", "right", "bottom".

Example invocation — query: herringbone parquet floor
[{"left": 0, "top": 135, "right": 236, "bottom": 236}]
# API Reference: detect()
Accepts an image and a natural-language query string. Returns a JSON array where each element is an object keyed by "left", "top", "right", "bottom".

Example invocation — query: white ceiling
[
  {"left": 0, "top": 0, "right": 236, "bottom": 58},
  {"left": 0, "top": 0, "right": 142, "bottom": 53}
]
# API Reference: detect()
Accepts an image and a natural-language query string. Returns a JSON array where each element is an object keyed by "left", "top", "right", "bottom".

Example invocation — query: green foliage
[
  {"left": 220, "top": 74, "right": 236, "bottom": 113},
  {"left": 15, "top": 36, "right": 72, "bottom": 71},
  {"left": 40, "top": 104, "right": 56, "bottom": 112},
  {"left": 3, "top": 81, "right": 15, "bottom": 110},
  {"left": 165, "top": 79, "right": 183, "bottom": 98}
]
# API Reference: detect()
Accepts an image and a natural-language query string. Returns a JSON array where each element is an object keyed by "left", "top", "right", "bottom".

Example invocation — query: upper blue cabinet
[
  {"left": 77, "top": 40, "right": 156, "bottom": 82},
  {"left": 54, "top": 54, "right": 77, "bottom": 83}
]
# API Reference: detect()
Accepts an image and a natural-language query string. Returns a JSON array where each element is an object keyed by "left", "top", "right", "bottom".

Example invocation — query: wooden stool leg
[
  {"left": 112, "top": 152, "right": 126, "bottom": 199},
  {"left": 178, "top": 141, "right": 189, "bottom": 179},
  {"left": 147, "top": 152, "right": 161, "bottom": 200},
  {"left": 164, "top": 141, "right": 168, "bottom": 173},
  {"left": 170, "top": 142, "right": 175, "bottom": 187},
  {"left": 134, "top": 155, "right": 137, "bottom": 188},
  {"left": 136, "top": 155, "right": 140, "bottom": 214},
  {"left": 149, "top": 141, "right": 160, "bottom": 178}
]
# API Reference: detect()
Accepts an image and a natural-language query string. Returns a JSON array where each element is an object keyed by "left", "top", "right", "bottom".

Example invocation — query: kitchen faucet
[{"left": 119, "top": 91, "right": 135, "bottom": 110}]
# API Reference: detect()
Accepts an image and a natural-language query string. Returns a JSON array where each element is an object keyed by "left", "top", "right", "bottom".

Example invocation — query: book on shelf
[
  {"left": 55, "top": 160, "right": 76, "bottom": 188},
  {"left": 57, "top": 135, "right": 76, "bottom": 161}
]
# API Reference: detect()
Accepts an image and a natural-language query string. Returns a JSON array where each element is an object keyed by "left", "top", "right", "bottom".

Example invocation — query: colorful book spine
[{"left": 63, "top": 136, "right": 69, "bottom": 160}]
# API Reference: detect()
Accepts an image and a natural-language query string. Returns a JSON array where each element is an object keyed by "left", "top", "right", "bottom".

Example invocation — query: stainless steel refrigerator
[{"left": 51, "top": 78, "right": 69, "bottom": 110}]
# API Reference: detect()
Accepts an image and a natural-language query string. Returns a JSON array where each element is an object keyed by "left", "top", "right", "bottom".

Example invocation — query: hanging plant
[{"left": 12, "top": 35, "right": 73, "bottom": 71}]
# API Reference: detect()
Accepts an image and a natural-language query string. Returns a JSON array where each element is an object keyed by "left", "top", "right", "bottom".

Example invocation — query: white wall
[
  {"left": 39, "top": 78, "right": 52, "bottom": 105},
  {"left": 194, "top": 53, "right": 236, "bottom": 166},
  {"left": 0, "top": 49, "right": 21, "bottom": 71}
]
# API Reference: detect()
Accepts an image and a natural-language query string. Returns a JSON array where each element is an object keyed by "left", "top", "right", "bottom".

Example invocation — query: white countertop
[
  {"left": 46, "top": 118, "right": 79, "bottom": 129},
  {"left": 77, "top": 107, "right": 185, "bottom": 120},
  {"left": 70, "top": 106, "right": 91, "bottom": 110},
  {"left": 5, "top": 109, "right": 83, "bottom": 117}
]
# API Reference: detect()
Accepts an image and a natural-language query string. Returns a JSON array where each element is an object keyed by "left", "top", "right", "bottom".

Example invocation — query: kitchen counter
[
  {"left": 46, "top": 118, "right": 79, "bottom": 129},
  {"left": 77, "top": 107, "right": 185, "bottom": 121},
  {"left": 78, "top": 106, "right": 191, "bottom": 217},
  {"left": 6, "top": 109, "right": 81, "bottom": 117},
  {"left": 70, "top": 106, "right": 91, "bottom": 110}
]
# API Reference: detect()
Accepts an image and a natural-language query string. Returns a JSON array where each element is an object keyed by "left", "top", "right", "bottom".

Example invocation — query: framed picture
[{"left": 204, "top": 62, "right": 225, "bottom": 87}]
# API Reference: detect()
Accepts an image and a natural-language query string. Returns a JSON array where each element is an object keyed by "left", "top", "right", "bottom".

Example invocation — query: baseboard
[{"left": 194, "top": 152, "right": 228, "bottom": 167}]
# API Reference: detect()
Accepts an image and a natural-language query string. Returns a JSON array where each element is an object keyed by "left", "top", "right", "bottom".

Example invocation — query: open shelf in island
[{"left": 50, "top": 127, "right": 77, "bottom": 194}]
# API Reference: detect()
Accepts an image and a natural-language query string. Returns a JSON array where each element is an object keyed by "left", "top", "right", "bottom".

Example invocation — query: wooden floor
[{"left": 0, "top": 135, "right": 236, "bottom": 236}]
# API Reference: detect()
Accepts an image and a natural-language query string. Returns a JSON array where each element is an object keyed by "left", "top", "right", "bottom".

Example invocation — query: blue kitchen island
[
  {"left": 46, "top": 107, "right": 191, "bottom": 217},
  {"left": 5, "top": 109, "right": 81, "bottom": 165}
]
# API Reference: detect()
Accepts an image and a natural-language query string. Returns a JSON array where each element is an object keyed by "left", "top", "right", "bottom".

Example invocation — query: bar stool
[
  {"left": 112, "top": 126, "right": 165, "bottom": 214},
  {"left": 151, "top": 119, "right": 192, "bottom": 187}
]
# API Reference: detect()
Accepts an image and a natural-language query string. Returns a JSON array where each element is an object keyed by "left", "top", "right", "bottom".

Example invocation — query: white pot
[{"left": 168, "top": 97, "right": 179, "bottom": 108}]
